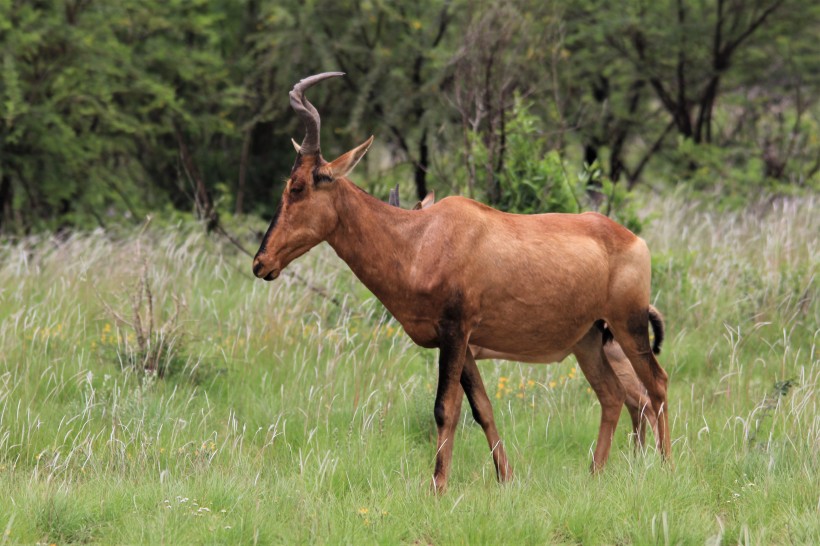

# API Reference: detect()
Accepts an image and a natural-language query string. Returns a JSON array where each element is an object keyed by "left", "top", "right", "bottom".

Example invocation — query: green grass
[{"left": 0, "top": 195, "right": 817, "bottom": 544}]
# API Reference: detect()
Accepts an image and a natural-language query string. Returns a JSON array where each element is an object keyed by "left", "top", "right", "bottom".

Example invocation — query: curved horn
[{"left": 289, "top": 72, "right": 344, "bottom": 156}]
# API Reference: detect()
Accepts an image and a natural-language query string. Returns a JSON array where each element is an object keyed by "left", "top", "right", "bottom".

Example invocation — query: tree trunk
[
  {"left": 695, "top": 76, "right": 720, "bottom": 143},
  {"left": 414, "top": 128, "right": 429, "bottom": 201},
  {"left": 174, "top": 125, "right": 218, "bottom": 231},
  {"left": 236, "top": 128, "right": 252, "bottom": 215},
  {"left": 0, "top": 174, "right": 12, "bottom": 232}
]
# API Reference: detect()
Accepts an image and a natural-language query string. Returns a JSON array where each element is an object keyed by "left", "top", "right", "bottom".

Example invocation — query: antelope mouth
[{"left": 252, "top": 257, "right": 280, "bottom": 281}]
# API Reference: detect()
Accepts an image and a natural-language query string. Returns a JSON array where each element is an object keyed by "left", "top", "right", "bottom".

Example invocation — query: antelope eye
[{"left": 290, "top": 184, "right": 304, "bottom": 194}]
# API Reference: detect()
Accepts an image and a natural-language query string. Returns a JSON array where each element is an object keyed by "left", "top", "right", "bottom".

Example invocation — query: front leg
[{"left": 432, "top": 318, "right": 470, "bottom": 493}]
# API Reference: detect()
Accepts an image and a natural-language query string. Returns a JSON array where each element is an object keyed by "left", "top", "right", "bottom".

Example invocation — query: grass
[{"left": 0, "top": 194, "right": 817, "bottom": 544}]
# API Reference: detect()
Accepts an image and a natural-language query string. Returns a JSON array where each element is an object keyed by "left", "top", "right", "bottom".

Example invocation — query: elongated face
[
  {"left": 251, "top": 136, "right": 374, "bottom": 281},
  {"left": 252, "top": 154, "right": 331, "bottom": 280}
]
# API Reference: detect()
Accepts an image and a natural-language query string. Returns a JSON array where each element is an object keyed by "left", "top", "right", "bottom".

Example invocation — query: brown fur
[{"left": 253, "top": 74, "right": 672, "bottom": 491}]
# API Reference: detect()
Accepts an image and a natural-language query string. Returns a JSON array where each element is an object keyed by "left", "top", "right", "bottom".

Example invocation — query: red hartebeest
[{"left": 252, "top": 73, "right": 672, "bottom": 491}]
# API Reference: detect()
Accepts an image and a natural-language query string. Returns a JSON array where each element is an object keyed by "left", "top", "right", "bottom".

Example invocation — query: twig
[{"left": 212, "top": 223, "right": 346, "bottom": 310}]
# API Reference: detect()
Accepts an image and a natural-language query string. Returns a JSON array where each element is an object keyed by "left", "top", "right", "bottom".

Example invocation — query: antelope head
[{"left": 252, "top": 72, "right": 374, "bottom": 281}]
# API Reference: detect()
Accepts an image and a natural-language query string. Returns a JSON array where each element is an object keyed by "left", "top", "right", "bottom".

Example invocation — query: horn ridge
[{"left": 289, "top": 72, "right": 345, "bottom": 156}]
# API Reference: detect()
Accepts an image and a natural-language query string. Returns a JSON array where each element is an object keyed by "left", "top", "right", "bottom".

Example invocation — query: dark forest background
[{"left": 1, "top": 0, "right": 818, "bottom": 233}]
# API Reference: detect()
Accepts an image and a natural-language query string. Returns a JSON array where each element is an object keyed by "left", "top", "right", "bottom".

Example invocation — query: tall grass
[{"left": 0, "top": 195, "right": 817, "bottom": 544}]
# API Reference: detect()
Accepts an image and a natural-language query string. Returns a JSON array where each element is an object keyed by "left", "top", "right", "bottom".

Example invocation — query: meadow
[{"left": 0, "top": 194, "right": 817, "bottom": 544}]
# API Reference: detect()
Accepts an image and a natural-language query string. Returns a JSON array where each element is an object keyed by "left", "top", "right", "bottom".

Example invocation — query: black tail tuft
[{"left": 648, "top": 305, "right": 665, "bottom": 355}]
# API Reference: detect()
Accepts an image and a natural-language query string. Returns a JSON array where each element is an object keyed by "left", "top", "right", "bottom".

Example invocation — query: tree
[
  {"left": 448, "top": 0, "right": 561, "bottom": 203},
  {"left": 0, "top": 0, "right": 242, "bottom": 232},
  {"left": 561, "top": 0, "right": 820, "bottom": 187}
]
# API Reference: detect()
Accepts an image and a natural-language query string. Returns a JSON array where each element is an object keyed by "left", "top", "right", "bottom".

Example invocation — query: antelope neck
[{"left": 326, "top": 180, "right": 424, "bottom": 301}]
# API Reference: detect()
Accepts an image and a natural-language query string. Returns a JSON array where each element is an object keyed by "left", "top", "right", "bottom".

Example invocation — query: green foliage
[
  {"left": 491, "top": 98, "right": 645, "bottom": 233},
  {"left": 559, "top": 0, "right": 820, "bottom": 193},
  {"left": 0, "top": 0, "right": 818, "bottom": 232},
  {"left": 0, "top": 1, "right": 242, "bottom": 232},
  {"left": 496, "top": 99, "right": 580, "bottom": 214},
  {"left": 581, "top": 162, "right": 645, "bottom": 234},
  {"left": 669, "top": 136, "right": 820, "bottom": 209}
]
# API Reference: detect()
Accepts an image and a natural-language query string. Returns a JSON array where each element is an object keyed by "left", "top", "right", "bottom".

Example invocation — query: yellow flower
[
  {"left": 548, "top": 381, "right": 557, "bottom": 389},
  {"left": 103, "top": 323, "right": 112, "bottom": 334},
  {"left": 358, "top": 507, "right": 369, "bottom": 515},
  {"left": 526, "top": 379, "right": 535, "bottom": 388}
]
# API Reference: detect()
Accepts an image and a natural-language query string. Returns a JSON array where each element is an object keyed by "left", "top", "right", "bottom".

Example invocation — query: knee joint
[
  {"left": 434, "top": 402, "right": 447, "bottom": 428},
  {"left": 470, "top": 407, "right": 488, "bottom": 427}
]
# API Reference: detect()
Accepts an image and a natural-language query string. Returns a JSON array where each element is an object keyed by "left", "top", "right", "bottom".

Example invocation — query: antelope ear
[
  {"left": 327, "top": 136, "right": 374, "bottom": 180},
  {"left": 413, "top": 191, "right": 435, "bottom": 210},
  {"left": 291, "top": 138, "right": 302, "bottom": 153},
  {"left": 420, "top": 190, "right": 436, "bottom": 209}
]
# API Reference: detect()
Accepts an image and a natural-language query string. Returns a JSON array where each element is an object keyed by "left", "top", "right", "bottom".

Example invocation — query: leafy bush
[
  {"left": 490, "top": 98, "right": 645, "bottom": 233},
  {"left": 497, "top": 99, "right": 580, "bottom": 215}
]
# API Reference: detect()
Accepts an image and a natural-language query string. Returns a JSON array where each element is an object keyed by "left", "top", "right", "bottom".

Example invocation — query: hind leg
[
  {"left": 608, "top": 310, "right": 672, "bottom": 461},
  {"left": 604, "top": 341, "right": 658, "bottom": 451},
  {"left": 573, "top": 329, "right": 626, "bottom": 472}
]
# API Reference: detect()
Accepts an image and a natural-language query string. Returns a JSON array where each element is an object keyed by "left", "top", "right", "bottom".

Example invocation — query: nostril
[{"left": 253, "top": 260, "right": 265, "bottom": 277}]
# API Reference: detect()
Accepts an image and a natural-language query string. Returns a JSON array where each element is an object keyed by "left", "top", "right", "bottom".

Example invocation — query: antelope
[
  {"left": 252, "top": 72, "right": 672, "bottom": 491},
  {"left": 387, "top": 189, "right": 662, "bottom": 451}
]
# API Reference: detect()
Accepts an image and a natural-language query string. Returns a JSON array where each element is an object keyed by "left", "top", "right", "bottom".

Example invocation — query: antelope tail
[
  {"left": 598, "top": 305, "right": 665, "bottom": 355},
  {"left": 648, "top": 305, "right": 665, "bottom": 355}
]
